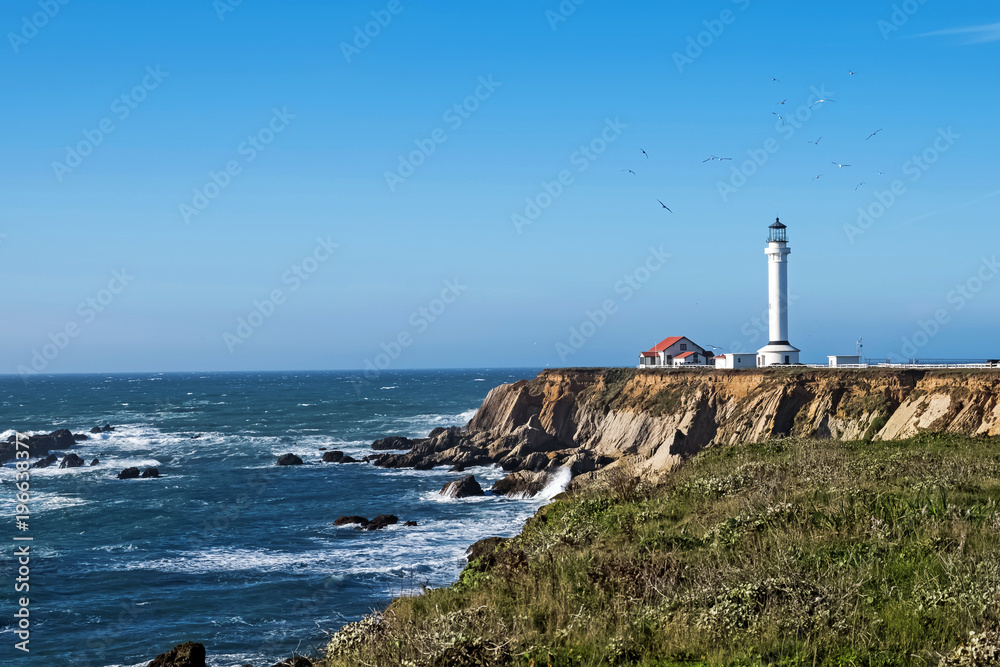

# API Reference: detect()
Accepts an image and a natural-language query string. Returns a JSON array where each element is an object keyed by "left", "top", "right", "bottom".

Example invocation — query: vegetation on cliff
[{"left": 320, "top": 432, "right": 1000, "bottom": 666}]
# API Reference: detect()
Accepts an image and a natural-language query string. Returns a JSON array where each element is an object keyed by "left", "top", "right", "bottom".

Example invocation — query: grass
[{"left": 318, "top": 433, "right": 1000, "bottom": 666}]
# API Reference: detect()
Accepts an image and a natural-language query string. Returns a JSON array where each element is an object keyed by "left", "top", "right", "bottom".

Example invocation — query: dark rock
[
  {"left": 32, "top": 453, "right": 58, "bottom": 469},
  {"left": 49, "top": 429, "right": 76, "bottom": 448},
  {"left": 466, "top": 536, "right": 509, "bottom": 563},
  {"left": 60, "top": 453, "right": 86, "bottom": 469},
  {"left": 441, "top": 475, "right": 484, "bottom": 499},
  {"left": 91, "top": 426, "right": 103, "bottom": 434},
  {"left": 361, "top": 514, "right": 398, "bottom": 531},
  {"left": 102, "top": 424, "right": 115, "bottom": 432},
  {"left": 340, "top": 455, "right": 359, "bottom": 463},
  {"left": 491, "top": 471, "right": 549, "bottom": 498},
  {"left": 403, "top": 520, "right": 418, "bottom": 527},
  {"left": 334, "top": 516, "right": 368, "bottom": 526},
  {"left": 322, "top": 451, "right": 358, "bottom": 464},
  {"left": 73, "top": 433, "right": 89, "bottom": 441},
  {"left": 448, "top": 464, "right": 466, "bottom": 473},
  {"left": 428, "top": 427, "right": 448, "bottom": 438},
  {"left": 190, "top": 434, "right": 201, "bottom": 440},
  {"left": 118, "top": 467, "right": 141, "bottom": 480},
  {"left": 277, "top": 453, "right": 303, "bottom": 466},
  {"left": 90, "top": 458, "right": 100, "bottom": 466},
  {"left": 148, "top": 641, "right": 206, "bottom": 667},
  {"left": 141, "top": 467, "right": 160, "bottom": 478},
  {"left": 413, "top": 461, "right": 435, "bottom": 470},
  {"left": 371, "top": 435, "right": 414, "bottom": 451}
]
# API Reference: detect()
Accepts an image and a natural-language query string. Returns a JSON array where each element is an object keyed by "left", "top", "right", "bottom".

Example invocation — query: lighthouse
[{"left": 757, "top": 218, "right": 800, "bottom": 366}]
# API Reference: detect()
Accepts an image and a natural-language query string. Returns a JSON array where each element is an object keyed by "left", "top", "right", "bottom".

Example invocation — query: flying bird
[
  {"left": 808, "top": 137, "right": 822, "bottom": 145},
  {"left": 849, "top": 69, "right": 857, "bottom": 75},
  {"left": 622, "top": 169, "right": 636, "bottom": 176},
  {"left": 873, "top": 170, "right": 886, "bottom": 175},
  {"left": 810, "top": 98, "right": 835, "bottom": 108},
  {"left": 657, "top": 199, "right": 673, "bottom": 213},
  {"left": 640, "top": 149, "right": 649, "bottom": 159},
  {"left": 866, "top": 128, "right": 884, "bottom": 140},
  {"left": 776, "top": 99, "right": 788, "bottom": 105},
  {"left": 813, "top": 174, "right": 823, "bottom": 180},
  {"left": 771, "top": 77, "right": 781, "bottom": 82},
  {"left": 855, "top": 182, "right": 865, "bottom": 191},
  {"left": 831, "top": 161, "right": 851, "bottom": 168},
  {"left": 702, "top": 155, "right": 732, "bottom": 162},
  {"left": 772, "top": 112, "right": 785, "bottom": 123}
]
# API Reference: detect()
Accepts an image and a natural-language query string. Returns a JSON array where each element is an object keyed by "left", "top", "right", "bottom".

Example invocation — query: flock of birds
[{"left": 623, "top": 70, "right": 884, "bottom": 214}]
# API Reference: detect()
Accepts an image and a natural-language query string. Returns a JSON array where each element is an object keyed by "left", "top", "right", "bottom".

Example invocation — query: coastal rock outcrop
[
  {"left": 361, "top": 514, "right": 398, "bottom": 531},
  {"left": 0, "top": 429, "right": 80, "bottom": 464},
  {"left": 440, "top": 475, "right": 484, "bottom": 498},
  {"left": 118, "top": 467, "right": 141, "bottom": 479},
  {"left": 322, "top": 451, "right": 358, "bottom": 463},
  {"left": 365, "top": 368, "right": 1000, "bottom": 487},
  {"left": 371, "top": 436, "right": 414, "bottom": 450},
  {"left": 60, "top": 453, "right": 86, "bottom": 468},
  {"left": 148, "top": 641, "right": 206, "bottom": 667},
  {"left": 141, "top": 467, "right": 160, "bottom": 478},
  {"left": 31, "top": 453, "right": 58, "bottom": 469},
  {"left": 491, "top": 470, "right": 549, "bottom": 498},
  {"left": 277, "top": 453, "right": 303, "bottom": 466}
]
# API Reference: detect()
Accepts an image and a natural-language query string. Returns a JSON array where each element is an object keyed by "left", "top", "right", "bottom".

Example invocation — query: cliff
[{"left": 462, "top": 367, "right": 1000, "bottom": 482}]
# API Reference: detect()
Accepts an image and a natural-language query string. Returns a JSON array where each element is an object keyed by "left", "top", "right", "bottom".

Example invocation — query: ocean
[{"left": 0, "top": 369, "right": 552, "bottom": 667}]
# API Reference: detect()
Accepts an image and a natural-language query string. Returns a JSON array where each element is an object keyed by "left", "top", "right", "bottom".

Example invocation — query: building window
[{"left": 680, "top": 344, "right": 687, "bottom": 351}]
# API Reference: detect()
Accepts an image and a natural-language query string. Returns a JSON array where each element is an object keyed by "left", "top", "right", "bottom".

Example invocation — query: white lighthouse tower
[{"left": 757, "top": 218, "right": 800, "bottom": 366}]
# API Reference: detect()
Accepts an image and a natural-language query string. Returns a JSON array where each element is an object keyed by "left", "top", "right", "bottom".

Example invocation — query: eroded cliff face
[{"left": 466, "top": 368, "right": 1000, "bottom": 479}]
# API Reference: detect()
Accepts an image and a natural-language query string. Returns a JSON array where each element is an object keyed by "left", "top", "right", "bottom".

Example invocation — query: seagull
[
  {"left": 657, "top": 199, "right": 673, "bottom": 213},
  {"left": 810, "top": 98, "right": 835, "bottom": 108},
  {"left": 831, "top": 161, "right": 851, "bottom": 168},
  {"left": 855, "top": 182, "right": 865, "bottom": 191},
  {"left": 702, "top": 155, "right": 732, "bottom": 162},
  {"left": 771, "top": 77, "right": 781, "bottom": 82},
  {"left": 808, "top": 137, "right": 822, "bottom": 145},
  {"left": 640, "top": 149, "right": 649, "bottom": 159},
  {"left": 866, "top": 128, "right": 884, "bottom": 140},
  {"left": 849, "top": 69, "right": 857, "bottom": 76},
  {"left": 813, "top": 174, "right": 823, "bottom": 180},
  {"left": 772, "top": 112, "right": 784, "bottom": 123},
  {"left": 873, "top": 170, "right": 885, "bottom": 175},
  {"left": 776, "top": 99, "right": 788, "bottom": 105},
  {"left": 622, "top": 169, "right": 636, "bottom": 176}
]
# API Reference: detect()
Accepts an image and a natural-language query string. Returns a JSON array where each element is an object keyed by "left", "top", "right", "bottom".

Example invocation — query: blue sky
[{"left": 2, "top": 0, "right": 998, "bottom": 374}]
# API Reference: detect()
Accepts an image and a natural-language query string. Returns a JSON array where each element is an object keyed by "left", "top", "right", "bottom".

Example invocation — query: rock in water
[
  {"left": 277, "top": 453, "right": 303, "bottom": 466},
  {"left": 118, "top": 467, "right": 141, "bottom": 480},
  {"left": 60, "top": 453, "right": 86, "bottom": 469},
  {"left": 361, "top": 514, "right": 398, "bottom": 531},
  {"left": 441, "top": 475, "right": 484, "bottom": 498},
  {"left": 73, "top": 433, "right": 89, "bottom": 441},
  {"left": 148, "top": 641, "right": 206, "bottom": 667},
  {"left": 141, "top": 467, "right": 160, "bottom": 478},
  {"left": 491, "top": 470, "right": 549, "bottom": 498},
  {"left": 334, "top": 516, "right": 369, "bottom": 526},
  {"left": 90, "top": 458, "right": 100, "bottom": 466},
  {"left": 90, "top": 426, "right": 103, "bottom": 434},
  {"left": 321, "top": 450, "right": 360, "bottom": 463},
  {"left": 371, "top": 435, "right": 414, "bottom": 450},
  {"left": 31, "top": 453, "right": 58, "bottom": 469}
]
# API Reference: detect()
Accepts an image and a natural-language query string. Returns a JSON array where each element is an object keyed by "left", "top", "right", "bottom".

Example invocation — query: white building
[
  {"left": 714, "top": 353, "right": 757, "bottom": 369},
  {"left": 672, "top": 350, "right": 709, "bottom": 366},
  {"left": 638, "top": 336, "right": 707, "bottom": 367},
  {"left": 757, "top": 218, "right": 801, "bottom": 366},
  {"left": 828, "top": 355, "right": 862, "bottom": 367}
]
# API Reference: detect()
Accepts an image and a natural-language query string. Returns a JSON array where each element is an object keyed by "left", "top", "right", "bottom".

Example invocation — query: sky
[{"left": 1, "top": 0, "right": 998, "bottom": 374}]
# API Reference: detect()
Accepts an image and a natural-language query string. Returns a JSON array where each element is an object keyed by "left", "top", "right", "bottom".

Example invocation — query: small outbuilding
[
  {"left": 828, "top": 355, "right": 862, "bottom": 368},
  {"left": 714, "top": 353, "right": 757, "bottom": 369}
]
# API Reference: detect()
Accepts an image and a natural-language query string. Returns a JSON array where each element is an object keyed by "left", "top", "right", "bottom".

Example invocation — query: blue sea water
[{"left": 0, "top": 369, "right": 549, "bottom": 667}]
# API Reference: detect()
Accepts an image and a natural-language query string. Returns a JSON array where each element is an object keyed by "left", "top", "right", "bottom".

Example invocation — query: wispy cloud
[{"left": 915, "top": 22, "right": 1000, "bottom": 44}]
